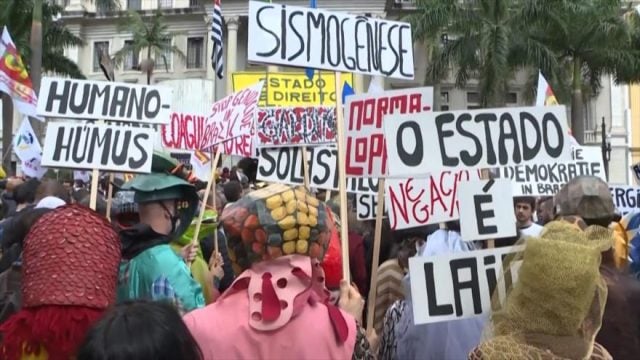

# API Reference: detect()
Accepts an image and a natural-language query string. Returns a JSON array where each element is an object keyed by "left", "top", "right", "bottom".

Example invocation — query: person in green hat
[{"left": 117, "top": 152, "right": 205, "bottom": 313}]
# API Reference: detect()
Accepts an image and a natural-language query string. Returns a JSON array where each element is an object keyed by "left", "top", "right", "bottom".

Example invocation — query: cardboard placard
[
  {"left": 356, "top": 194, "right": 387, "bottom": 220},
  {"left": 202, "top": 81, "right": 264, "bottom": 150},
  {"left": 494, "top": 146, "right": 605, "bottom": 196},
  {"left": 610, "top": 185, "right": 640, "bottom": 215},
  {"left": 384, "top": 106, "right": 572, "bottom": 177},
  {"left": 385, "top": 170, "right": 481, "bottom": 230},
  {"left": 257, "top": 146, "right": 378, "bottom": 194},
  {"left": 247, "top": 1, "right": 414, "bottom": 80},
  {"left": 232, "top": 72, "right": 353, "bottom": 106},
  {"left": 409, "top": 246, "right": 524, "bottom": 324},
  {"left": 37, "top": 77, "right": 172, "bottom": 124},
  {"left": 345, "top": 87, "right": 433, "bottom": 177},
  {"left": 458, "top": 179, "right": 517, "bottom": 241},
  {"left": 161, "top": 111, "right": 208, "bottom": 150},
  {"left": 256, "top": 106, "right": 336, "bottom": 147},
  {"left": 41, "top": 122, "right": 154, "bottom": 173}
]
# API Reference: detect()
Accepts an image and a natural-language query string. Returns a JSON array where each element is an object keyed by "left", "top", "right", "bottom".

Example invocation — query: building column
[
  {"left": 225, "top": 16, "right": 240, "bottom": 96},
  {"left": 205, "top": 17, "right": 215, "bottom": 80}
]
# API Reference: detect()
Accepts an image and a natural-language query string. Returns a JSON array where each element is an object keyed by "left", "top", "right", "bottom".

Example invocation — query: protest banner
[
  {"left": 161, "top": 111, "right": 207, "bottom": 150},
  {"left": 458, "top": 179, "right": 517, "bottom": 241},
  {"left": 385, "top": 170, "right": 481, "bottom": 230},
  {"left": 256, "top": 106, "right": 336, "bottom": 147},
  {"left": 41, "top": 122, "right": 154, "bottom": 173},
  {"left": 247, "top": 1, "right": 414, "bottom": 80},
  {"left": 202, "top": 81, "right": 264, "bottom": 151},
  {"left": 356, "top": 194, "right": 387, "bottom": 220},
  {"left": 610, "top": 185, "right": 640, "bottom": 215},
  {"left": 37, "top": 77, "right": 173, "bottom": 124},
  {"left": 232, "top": 72, "right": 353, "bottom": 106},
  {"left": 345, "top": 87, "right": 433, "bottom": 177},
  {"left": 493, "top": 146, "right": 605, "bottom": 196},
  {"left": 384, "top": 106, "right": 572, "bottom": 177},
  {"left": 409, "top": 245, "right": 524, "bottom": 324},
  {"left": 257, "top": 146, "right": 378, "bottom": 194}
]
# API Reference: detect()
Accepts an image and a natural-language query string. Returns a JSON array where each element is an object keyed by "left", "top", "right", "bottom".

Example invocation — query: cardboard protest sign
[
  {"left": 409, "top": 245, "right": 524, "bottom": 324},
  {"left": 256, "top": 106, "right": 336, "bottom": 147},
  {"left": 345, "top": 87, "right": 433, "bottom": 177},
  {"left": 356, "top": 194, "right": 387, "bottom": 220},
  {"left": 458, "top": 179, "right": 517, "bottom": 241},
  {"left": 384, "top": 106, "right": 572, "bottom": 177},
  {"left": 494, "top": 146, "right": 605, "bottom": 196},
  {"left": 247, "top": 1, "right": 414, "bottom": 80},
  {"left": 161, "top": 111, "right": 207, "bottom": 150},
  {"left": 610, "top": 185, "right": 640, "bottom": 215},
  {"left": 41, "top": 122, "right": 154, "bottom": 173},
  {"left": 385, "top": 170, "right": 481, "bottom": 230},
  {"left": 37, "top": 77, "right": 172, "bottom": 124},
  {"left": 232, "top": 72, "right": 353, "bottom": 106},
  {"left": 202, "top": 81, "right": 264, "bottom": 153},
  {"left": 257, "top": 146, "right": 378, "bottom": 194}
]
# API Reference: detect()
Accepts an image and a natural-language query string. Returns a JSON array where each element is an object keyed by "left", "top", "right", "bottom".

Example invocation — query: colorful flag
[
  {"left": 342, "top": 81, "right": 355, "bottom": 103},
  {"left": 13, "top": 117, "right": 46, "bottom": 178},
  {"left": 0, "top": 27, "right": 41, "bottom": 120},
  {"left": 305, "top": 0, "right": 317, "bottom": 80},
  {"left": 211, "top": 0, "right": 224, "bottom": 79},
  {"left": 536, "top": 71, "right": 558, "bottom": 106}
]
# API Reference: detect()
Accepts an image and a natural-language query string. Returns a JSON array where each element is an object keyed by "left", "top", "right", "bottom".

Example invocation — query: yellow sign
[{"left": 232, "top": 71, "right": 354, "bottom": 107}]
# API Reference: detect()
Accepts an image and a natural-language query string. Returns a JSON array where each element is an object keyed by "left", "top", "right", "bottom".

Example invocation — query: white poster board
[
  {"left": 247, "top": 1, "right": 415, "bottom": 80},
  {"left": 458, "top": 179, "right": 517, "bottom": 241},
  {"left": 384, "top": 106, "right": 572, "bottom": 177},
  {"left": 356, "top": 194, "right": 387, "bottom": 220},
  {"left": 610, "top": 185, "right": 640, "bottom": 215}
]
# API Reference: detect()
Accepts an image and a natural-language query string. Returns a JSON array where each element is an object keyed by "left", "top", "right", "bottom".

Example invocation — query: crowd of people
[{"left": 0, "top": 151, "right": 636, "bottom": 359}]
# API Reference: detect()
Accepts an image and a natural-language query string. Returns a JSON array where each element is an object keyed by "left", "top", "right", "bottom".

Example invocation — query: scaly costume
[
  {"left": 0, "top": 205, "right": 120, "bottom": 360},
  {"left": 184, "top": 184, "right": 372, "bottom": 359}
]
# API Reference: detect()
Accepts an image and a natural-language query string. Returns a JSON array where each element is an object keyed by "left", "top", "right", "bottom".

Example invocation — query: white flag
[
  {"left": 190, "top": 150, "right": 212, "bottom": 182},
  {"left": 13, "top": 117, "right": 41, "bottom": 162}
]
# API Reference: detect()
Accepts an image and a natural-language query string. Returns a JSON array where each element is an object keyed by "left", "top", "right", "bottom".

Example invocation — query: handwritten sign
[
  {"left": 232, "top": 72, "right": 353, "bottom": 106},
  {"left": 201, "top": 81, "right": 264, "bottom": 151},
  {"left": 345, "top": 87, "right": 433, "bottom": 177},
  {"left": 257, "top": 106, "right": 336, "bottom": 147},
  {"left": 409, "top": 246, "right": 523, "bottom": 324},
  {"left": 384, "top": 106, "right": 572, "bottom": 177},
  {"left": 247, "top": 1, "right": 414, "bottom": 80},
  {"left": 385, "top": 170, "right": 481, "bottom": 230},
  {"left": 41, "top": 122, "right": 154, "bottom": 173},
  {"left": 458, "top": 179, "right": 517, "bottom": 241},
  {"left": 161, "top": 111, "right": 207, "bottom": 150},
  {"left": 356, "top": 194, "right": 387, "bottom": 220},
  {"left": 37, "top": 77, "right": 172, "bottom": 124},
  {"left": 610, "top": 185, "right": 640, "bottom": 215}
]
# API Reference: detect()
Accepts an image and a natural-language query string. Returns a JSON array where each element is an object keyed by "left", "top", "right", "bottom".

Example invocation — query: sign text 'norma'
[
  {"left": 247, "top": 1, "right": 414, "bottom": 80},
  {"left": 37, "top": 77, "right": 172, "bottom": 124},
  {"left": 257, "top": 106, "right": 336, "bottom": 147},
  {"left": 409, "top": 246, "right": 523, "bottom": 324},
  {"left": 42, "top": 122, "right": 154, "bottom": 173},
  {"left": 384, "top": 106, "right": 572, "bottom": 177}
]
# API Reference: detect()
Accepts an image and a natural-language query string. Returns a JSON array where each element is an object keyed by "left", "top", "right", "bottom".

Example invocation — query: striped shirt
[{"left": 373, "top": 259, "right": 406, "bottom": 335}]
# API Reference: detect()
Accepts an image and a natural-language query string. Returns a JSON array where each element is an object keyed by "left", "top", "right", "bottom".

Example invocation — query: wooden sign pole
[
  {"left": 211, "top": 153, "right": 220, "bottom": 254},
  {"left": 105, "top": 173, "right": 115, "bottom": 221},
  {"left": 89, "top": 168, "right": 100, "bottom": 210},
  {"left": 192, "top": 151, "right": 222, "bottom": 247},
  {"left": 365, "top": 179, "right": 385, "bottom": 333},
  {"left": 301, "top": 146, "right": 311, "bottom": 190},
  {"left": 334, "top": 72, "right": 351, "bottom": 283}
]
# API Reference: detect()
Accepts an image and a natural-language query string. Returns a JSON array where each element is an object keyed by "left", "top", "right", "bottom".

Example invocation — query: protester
[
  {"left": 223, "top": 180, "right": 243, "bottom": 206},
  {"left": 0, "top": 205, "right": 120, "bottom": 360},
  {"left": 77, "top": 300, "right": 203, "bottom": 360},
  {"left": 347, "top": 210, "right": 369, "bottom": 298},
  {"left": 34, "top": 179, "right": 72, "bottom": 204},
  {"left": 536, "top": 196, "right": 554, "bottom": 225},
  {"left": 514, "top": 196, "right": 544, "bottom": 237}
]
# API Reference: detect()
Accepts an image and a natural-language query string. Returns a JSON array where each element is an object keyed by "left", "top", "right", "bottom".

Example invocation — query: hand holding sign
[{"left": 458, "top": 179, "right": 517, "bottom": 241}]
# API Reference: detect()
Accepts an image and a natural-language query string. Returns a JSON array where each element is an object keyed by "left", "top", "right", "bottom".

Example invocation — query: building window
[
  {"left": 466, "top": 91, "right": 480, "bottom": 103},
  {"left": 440, "top": 105, "right": 450, "bottom": 111},
  {"left": 440, "top": 91, "right": 449, "bottom": 104},
  {"left": 506, "top": 92, "right": 518, "bottom": 104},
  {"left": 123, "top": 40, "right": 139, "bottom": 70},
  {"left": 187, "top": 37, "right": 204, "bottom": 69},
  {"left": 189, "top": 0, "right": 199, "bottom": 6},
  {"left": 154, "top": 39, "right": 172, "bottom": 70},
  {"left": 93, "top": 41, "right": 109, "bottom": 72},
  {"left": 158, "top": 0, "right": 172, "bottom": 8},
  {"left": 127, "top": 0, "right": 141, "bottom": 10}
]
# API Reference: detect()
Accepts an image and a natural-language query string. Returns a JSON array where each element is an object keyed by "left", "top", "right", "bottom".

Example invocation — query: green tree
[{"left": 113, "top": 10, "right": 187, "bottom": 85}]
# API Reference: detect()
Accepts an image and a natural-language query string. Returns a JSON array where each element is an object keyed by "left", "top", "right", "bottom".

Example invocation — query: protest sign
[
  {"left": 41, "top": 122, "right": 154, "bottom": 173},
  {"left": 247, "top": 1, "right": 414, "bottom": 80},
  {"left": 232, "top": 72, "right": 353, "bottom": 106},
  {"left": 257, "top": 146, "right": 378, "bottom": 193},
  {"left": 409, "top": 245, "right": 524, "bottom": 324},
  {"left": 256, "top": 106, "right": 336, "bottom": 147},
  {"left": 458, "top": 179, "right": 517, "bottom": 241},
  {"left": 345, "top": 87, "right": 433, "bottom": 177},
  {"left": 202, "top": 81, "right": 264, "bottom": 151},
  {"left": 610, "top": 185, "right": 640, "bottom": 215},
  {"left": 190, "top": 150, "right": 212, "bottom": 181},
  {"left": 37, "top": 77, "right": 172, "bottom": 124},
  {"left": 356, "top": 194, "right": 387, "bottom": 220},
  {"left": 161, "top": 111, "right": 207, "bottom": 150},
  {"left": 384, "top": 106, "right": 572, "bottom": 177},
  {"left": 494, "top": 146, "right": 605, "bottom": 196},
  {"left": 385, "top": 170, "right": 481, "bottom": 230}
]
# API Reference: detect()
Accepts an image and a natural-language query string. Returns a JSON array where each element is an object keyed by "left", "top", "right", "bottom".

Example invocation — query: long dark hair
[{"left": 77, "top": 300, "right": 203, "bottom": 360}]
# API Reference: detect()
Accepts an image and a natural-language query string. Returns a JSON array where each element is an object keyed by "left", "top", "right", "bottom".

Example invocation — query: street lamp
[{"left": 601, "top": 117, "right": 612, "bottom": 181}]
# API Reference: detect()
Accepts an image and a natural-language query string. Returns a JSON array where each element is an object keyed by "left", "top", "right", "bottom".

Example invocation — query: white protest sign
[
  {"left": 458, "top": 179, "right": 517, "bottom": 241},
  {"left": 247, "top": 1, "right": 414, "bottom": 80},
  {"left": 610, "top": 185, "right": 640, "bottom": 215},
  {"left": 494, "top": 146, "right": 605, "bottom": 196},
  {"left": 385, "top": 170, "right": 481, "bottom": 230},
  {"left": 161, "top": 111, "right": 208, "bottom": 150},
  {"left": 356, "top": 194, "right": 388, "bottom": 220},
  {"left": 257, "top": 146, "right": 378, "bottom": 194},
  {"left": 409, "top": 245, "right": 524, "bottom": 324},
  {"left": 42, "top": 122, "right": 154, "bottom": 173},
  {"left": 345, "top": 87, "right": 433, "bottom": 177},
  {"left": 384, "top": 106, "right": 572, "bottom": 177},
  {"left": 190, "top": 150, "right": 213, "bottom": 181},
  {"left": 73, "top": 170, "right": 90, "bottom": 183},
  {"left": 202, "top": 81, "right": 264, "bottom": 151},
  {"left": 37, "top": 77, "right": 172, "bottom": 124}
]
